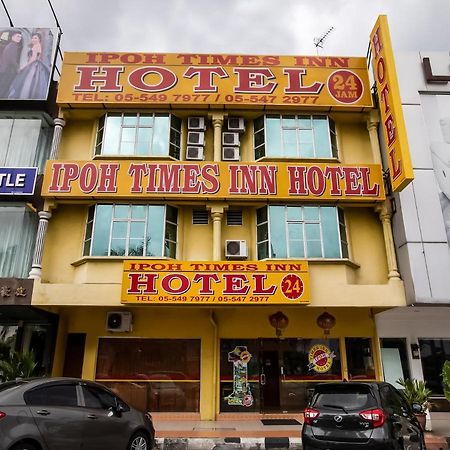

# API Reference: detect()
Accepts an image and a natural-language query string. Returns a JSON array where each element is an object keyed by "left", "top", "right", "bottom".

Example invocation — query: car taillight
[
  {"left": 303, "top": 407, "right": 320, "bottom": 425},
  {"left": 359, "top": 408, "right": 385, "bottom": 427},
  {"left": 0, "top": 412, "right": 6, "bottom": 420}
]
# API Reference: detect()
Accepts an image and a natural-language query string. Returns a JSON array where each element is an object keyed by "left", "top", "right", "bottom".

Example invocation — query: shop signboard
[
  {"left": 0, "top": 27, "right": 58, "bottom": 100},
  {"left": 0, "top": 167, "right": 37, "bottom": 195},
  {"left": 370, "top": 15, "right": 413, "bottom": 192},
  {"left": 57, "top": 52, "right": 373, "bottom": 109},
  {"left": 121, "top": 260, "right": 310, "bottom": 305},
  {"left": 42, "top": 161, "right": 385, "bottom": 202}
]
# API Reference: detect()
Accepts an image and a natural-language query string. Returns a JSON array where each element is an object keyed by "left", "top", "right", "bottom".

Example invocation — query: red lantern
[
  {"left": 316, "top": 312, "right": 336, "bottom": 336},
  {"left": 269, "top": 311, "right": 289, "bottom": 337}
]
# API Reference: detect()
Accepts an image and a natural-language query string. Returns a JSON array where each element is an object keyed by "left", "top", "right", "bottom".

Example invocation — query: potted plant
[
  {"left": 0, "top": 350, "right": 37, "bottom": 382},
  {"left": 397, "top": 378, "right": 432, "bottom": 430},
  {"left": 442, "top": 360, "right": 450, "bottom": 403}
]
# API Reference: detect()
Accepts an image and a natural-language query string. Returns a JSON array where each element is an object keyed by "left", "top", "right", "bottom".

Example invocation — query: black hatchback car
[
  {"left": 0, "top": 377, "right": 155, "bottom": 450},
  {"left": 302, "top": 382, "right": 426, "bottom": 450}
]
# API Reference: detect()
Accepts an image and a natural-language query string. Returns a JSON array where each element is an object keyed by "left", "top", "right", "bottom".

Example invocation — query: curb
[{"left": 155, "top": 437, "right": 303, "bottom": 450}]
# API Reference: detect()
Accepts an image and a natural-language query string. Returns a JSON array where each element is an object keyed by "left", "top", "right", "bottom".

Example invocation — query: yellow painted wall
[{"left": 52, "top": 305, "right": 381, "bottom": 419}]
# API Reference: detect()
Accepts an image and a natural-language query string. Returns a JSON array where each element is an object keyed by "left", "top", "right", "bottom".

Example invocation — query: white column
[
  {"left": 366, "top": 110, "right": 382, "bottom": 165},
  {"left": 29, "top": 211, "right": 52, "bottom": 279},
  {"left": 211, "top": 114, "right": 224, "bottom": 162},
  {"left": 211, "top": 210, "right": 223, "bottom": 261},
  {"left": 49, "top": 118, "right": 66, "bottom": 160}
]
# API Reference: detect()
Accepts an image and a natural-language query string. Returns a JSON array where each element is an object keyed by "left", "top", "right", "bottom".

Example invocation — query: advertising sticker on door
[
  {"left": 308, "top": 344, "right": 336, "bottom": 373},
  {"left": 225, "top": 346, "right": 254, "bottom": 407}
]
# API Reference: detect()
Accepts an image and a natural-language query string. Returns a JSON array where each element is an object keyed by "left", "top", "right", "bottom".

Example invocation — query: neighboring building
[
  {"left": 0, "top": 27, "right": 60, "bottom": 375},
  {"left": 374, "top": 47, "right": 450, "bottom": 412},
  {"left": 33, "top": 50, "right": 406, "bottom": 419}
]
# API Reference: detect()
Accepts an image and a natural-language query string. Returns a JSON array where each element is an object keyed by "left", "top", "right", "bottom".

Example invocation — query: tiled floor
[{"left": 152, "top": 412, "right": 450, "bottom": 449}]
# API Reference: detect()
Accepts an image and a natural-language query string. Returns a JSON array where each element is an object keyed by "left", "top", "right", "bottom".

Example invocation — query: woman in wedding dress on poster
[{"left": 8, "top": 32, "right": 51, "bottom": 100}]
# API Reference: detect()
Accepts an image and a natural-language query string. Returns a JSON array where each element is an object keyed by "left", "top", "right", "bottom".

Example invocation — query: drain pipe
[{"left": 209, "top": 309, "right": 218, "bottom": 419}]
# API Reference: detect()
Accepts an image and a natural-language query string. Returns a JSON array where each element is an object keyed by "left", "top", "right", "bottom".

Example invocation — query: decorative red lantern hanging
[
  {"left": 316, "top": 311, "right": 336, "bottom": 336},
  {"left": 269, "top": 311, "right": 289, "bottom": 337}
]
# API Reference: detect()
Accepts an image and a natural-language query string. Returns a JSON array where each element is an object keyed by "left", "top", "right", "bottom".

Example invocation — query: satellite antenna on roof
[{"left": 314, "top": 27, "right": 335, "bottom": 55}]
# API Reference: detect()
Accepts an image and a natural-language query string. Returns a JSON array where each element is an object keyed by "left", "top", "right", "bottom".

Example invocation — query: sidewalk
[{"left": 152, "top": 412, "right": 450, "bottom": 450}]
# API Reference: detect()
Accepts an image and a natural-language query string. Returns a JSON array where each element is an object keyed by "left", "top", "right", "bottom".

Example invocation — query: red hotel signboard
[
  {"left": 121, "top": 260, "right": 310, "bottom": 305},
  {"left": 42, "top": 161, "right": 385, "bottom": 202},
  {"left": 57, "top": 52, "right": 373, "bottom": 109}
]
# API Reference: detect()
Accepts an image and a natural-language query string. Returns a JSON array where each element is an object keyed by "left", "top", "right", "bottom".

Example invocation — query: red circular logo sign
[
  {"left": 327, "top": 70, "right": 364, "bottom": 104},
  {"left": 280, "top": 274, "right": 304, "bottom": 300}
]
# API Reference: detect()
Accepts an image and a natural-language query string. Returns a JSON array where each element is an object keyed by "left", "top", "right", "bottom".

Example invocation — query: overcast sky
[{"left": 2, "top": 0, "right": 449, "bottom": 57}]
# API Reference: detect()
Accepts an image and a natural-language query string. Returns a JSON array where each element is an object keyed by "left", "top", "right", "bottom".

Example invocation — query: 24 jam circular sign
[
  {"left": 280, "top": 274, "right": 304, "bottom": 300},
  {"left": 308, "top": 344, "right": 335, "bottom": 373},
  {"left": 327, "top": 70, "right": 364, "bottom": 104}
]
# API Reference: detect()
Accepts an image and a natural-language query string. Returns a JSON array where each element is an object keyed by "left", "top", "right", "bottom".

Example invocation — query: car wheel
[
  {"left": 10, "top": 443, "right": 38, "bottom": 450},
  {"left": 128, "top": 431, "right": 151, "bottom": 450}
]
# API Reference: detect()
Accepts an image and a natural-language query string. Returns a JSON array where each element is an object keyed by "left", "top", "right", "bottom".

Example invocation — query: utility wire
[{"left": 0, "top": 0, "right": 13, "bottom": 27}]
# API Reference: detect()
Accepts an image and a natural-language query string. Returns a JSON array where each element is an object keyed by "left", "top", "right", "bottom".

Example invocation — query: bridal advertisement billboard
[{"left": 0, "top": 27, "right": 58, "bottom": 100}]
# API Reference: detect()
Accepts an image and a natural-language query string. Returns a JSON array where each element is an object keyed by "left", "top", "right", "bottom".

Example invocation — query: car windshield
[{"left": 312, "top": 384, "right": 377, "bottom": 411}]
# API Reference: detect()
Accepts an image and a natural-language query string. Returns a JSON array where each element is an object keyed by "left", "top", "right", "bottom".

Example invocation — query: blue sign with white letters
[{"left": 0, "top": 167, "right": 38, "bottom": 195}]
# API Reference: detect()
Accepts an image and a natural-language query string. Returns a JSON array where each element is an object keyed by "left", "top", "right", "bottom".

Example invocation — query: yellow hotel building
[{"left": 30, "top": 51, "right": 406, "bottom": 419}]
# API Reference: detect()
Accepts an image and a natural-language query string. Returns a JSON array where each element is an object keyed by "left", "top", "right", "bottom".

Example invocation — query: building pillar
[
  {"left": 29, "top": 211, "right": 52, "bottom": 279},
  {"left": 376, "top": 200, "right": 400, "bottom": 280},
  {"left": 366, "top": 110, "right": 382, "bottom": 165},
  {"left": 208, "top": 204, "right": 227, "bottom": 261},
  {"left": 210, "top": 113, "right": 224, "bottom": 162},
  {"left": 49, "top": 117, "right": 66, "bottom": 160}
]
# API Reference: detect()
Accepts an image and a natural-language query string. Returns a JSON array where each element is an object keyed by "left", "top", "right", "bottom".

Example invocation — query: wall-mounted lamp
[
  {"left": 316, "top": 311, "right": 336, "bottom": 337},
  {"left": 410, "top": 343, "right": 420, "bottom": 359}
]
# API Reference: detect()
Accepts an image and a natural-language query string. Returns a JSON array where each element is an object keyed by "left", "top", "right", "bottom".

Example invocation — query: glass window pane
[
  {"left": 139, "top": 115, "right": 153, "bottom": 127},
  {"left": 257, "top": 241, "right": 269, "bottom": 259},
  {"left": 153, "top": 115, "right": 170, "bottom": 156},
  {"left": 114, "top": 205, "right": 129, "bottom": 219},
  {"left": 121, "top": 127, "right": 135, "bottom": 142},
  {"left": 120, "top": 142, "right": 134, "bottom": 155},
  {"left": 289, "top": 240, "right": 304, "bottom": 257},
  {"left": 164, "top": 240, "right": 176, "bottom": 258},
  {"left": 147, "top": 206, "right": 165, "bottom": 256},
  {"left": 254, "top": 129, "right": 264, "bottom": 148},
  {"left": 313, "top": 117, "right": 332, "bottom": 157},
  {"left": 257, "top": 224, "right": 268, "bottom": 242},
  {"left": 103, "top": 116, "right": 121, "bottom": 154},
  {"left": 304, "top": 207, "right": 319, "bottom": 221},
  {"left": 321, "top": 207, "right": 341, "bottom": 258},
  {"left": 123, "top": 115, "right": 138, "bottom": 126},
  {"left": 112, "top": 221, "right": 127, "bottom": 239},
  {"left": 138, "top": 127, "right": 152, "bottom": 144},
  {"left": 268, "top": 206, "right": 287, "bottom": 258},
  {"left": 165, "top": 223, "right": 177, "bottom": 243},
  {"left": 288, "top": 223, "right": 302, "bottom": 240},
  {"left": 91, "top": 206, "right": 112, "bottom": 256},
  {"left": 130, "top": 222, "right": 145, "bottom": 239},
  {"left": 286, "top": 207, "right": 302, "bottom": 221},
  {"left": 298, "top": 116, "right": 312, "bottom": 129},
  {"left": 305, "top": 223, "right": 320, "bottom": 240},
  {"left": 257, "top": 207, "right": 267, "bottom": 224},
  {"left": 283, "top": 129, "right": 297, "bottom": 157},
  {"left": 306, "top": 240, "right": 322, "bottom": 257},
  {"left": 131, "top": 205, "right": 146, "bottom": 219},
  {"left": 166, "top": 206, "right": 178, "bottom": 223},
  {"left": 110, "top": 239, "right": 126, "bottom": 256},
  {"left": 282, "top": 115, "right": 296, "bottom": 128},
  {"left": 129, "top": 239, "right": 145, "bottom": 256},
  {"left": 266, "top": 117, "right": 281, "bottom": 157}
]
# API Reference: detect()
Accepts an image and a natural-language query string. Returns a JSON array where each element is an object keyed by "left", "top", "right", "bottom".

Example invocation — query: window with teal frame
[
  {"left": 95, "top": 113, "right": 181, "bottom": 159},
  {"left": 83, "top": 204, "right": 178, "bottom": 257},
  {"left": 253, "top": 114, "right": 337, "bottom": 159},
  {"left": 256, "top": 205, "right": 348, "bottom": 259}
]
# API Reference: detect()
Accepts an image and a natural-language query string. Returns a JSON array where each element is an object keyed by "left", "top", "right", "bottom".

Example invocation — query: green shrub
[
  {"left": 0, "top": 350, "right": 37, "bottom": 382},
  {"left": 397, "top": 378, "right": 432, "bottom": 413},
  {"left": 442, "top": 361, "right": 450, "bottom": 403}
]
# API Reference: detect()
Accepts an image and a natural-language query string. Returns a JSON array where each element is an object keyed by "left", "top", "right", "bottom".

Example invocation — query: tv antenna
[{"left": 314, "top": 27, "right": 334, "bottom": 54}]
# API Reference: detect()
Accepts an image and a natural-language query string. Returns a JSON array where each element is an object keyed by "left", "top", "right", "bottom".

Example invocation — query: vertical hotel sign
[{"left": 370, "top": 15, "right": 413, "bottom": 192}]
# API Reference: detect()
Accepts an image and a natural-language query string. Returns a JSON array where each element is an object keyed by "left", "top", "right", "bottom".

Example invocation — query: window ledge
[
  {"left": 255, "top": 156, "right": 341, "bottom": 164},
  {"left": 258, "top": 258, "right": 360, "bottom": 269},
  {"left": 71, "top": 256, "right": 173, "bottom": 267},
  {"left": 92, "top": 155, "right": 178, "bottom": 161}
]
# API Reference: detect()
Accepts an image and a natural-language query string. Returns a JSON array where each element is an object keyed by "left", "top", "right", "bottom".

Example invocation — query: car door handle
[
  {"left": 36, "top": 410, "right": 50, "bottom": 416},
  {"left": 87, "top": 414, "right": 98, "bottom": 419}
]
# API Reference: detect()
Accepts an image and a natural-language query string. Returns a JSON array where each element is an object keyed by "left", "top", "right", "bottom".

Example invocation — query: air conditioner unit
[
  {"left": 187, "top": 131, "right": 205, "bottom": 146},
  {"left": 222, "top": 146, "right": 240, "bottom": 161},
  {"left": 106, "top": 311, "right": 133, "bottom": 332},
  {"left": 225, "top": 240, "right": 248, "bottom": 259},
  {"left": 186, "top": 146, "right": 204, "bottom": 160},
  {"left": 228, "top": 117, "right": 245, "bottom": 133},
  {"left": 188, "top": 116, "right": 206, "bottom": 130},
  {"left": 222, "top": 132, "right": 240, "bottom": 146}
]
